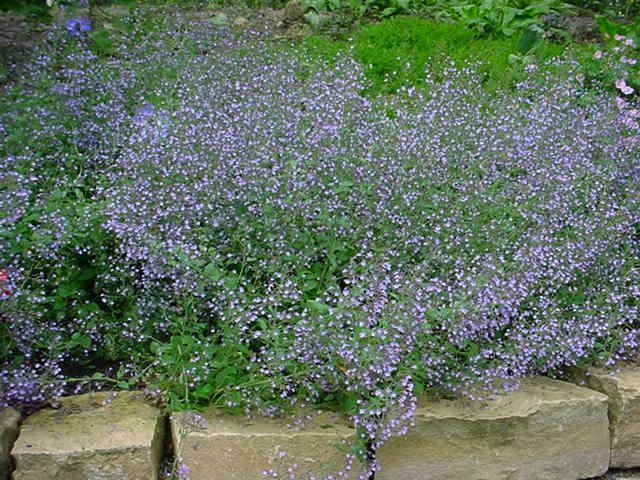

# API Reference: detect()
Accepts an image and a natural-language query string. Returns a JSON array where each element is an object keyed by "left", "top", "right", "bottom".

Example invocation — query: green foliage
[
  {"left": 302, "top": 16, "right": 566, "bottom": 93},
  {"left": 568, "top": 0, "right": 639, "bottom": 18},
  {"left": 568, "top": 15, "right": 640, "bottom": 95},
  {"left": 448, "top": 0, "right": 575, "bottom": 37},
  {"left": 207, "top": 0, "right": 288, "bottom": 7},
  {"left": 89, "top": 28, "right": 115, "bottom": 56},
  {"left": 147, "top": 306, "right": 250, "bottom": 410},
  {"left": 1, "top": 0, "right": 635, "bottom": 423},
  {"left": 595, "top": 14, "right": 640, "bottom": 42},
  {"left": 302, "top": 0, "right": 412, "bottom": 19},
  {"left": 0, "top": 0, "right": 51, "bottom": 19},
  {"left": 297, "top": 0, "right": 575, "bottom": 37},
  {"left": 508, "top": 28, "right": 543, "bottom": 64}
]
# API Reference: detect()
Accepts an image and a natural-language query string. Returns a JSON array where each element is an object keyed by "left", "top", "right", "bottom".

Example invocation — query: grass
[{"left": 302, "top": 16, "right": 576, "bottom": 94}]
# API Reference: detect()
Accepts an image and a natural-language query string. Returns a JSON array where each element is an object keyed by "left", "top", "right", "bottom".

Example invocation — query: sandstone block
[
  {"left": 571, "top": 365, "right": 640, "bottom": 468},
  {"left": 0, "top": 408, "right": 20, "bottom": 480},
  {"left": 171, "top": 409, "right": 361, "bottom": 480},
  {"left": 12, "top": 391, "right": 165, "bottom": 480},
  {"left": 376, "top": 377, "right": 610, "bottom": 480}
]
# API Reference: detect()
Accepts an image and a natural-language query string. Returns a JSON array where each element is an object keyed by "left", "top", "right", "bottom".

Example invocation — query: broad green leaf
[{"left": 516, "top": 29, "right": 542, "bottom": 54}]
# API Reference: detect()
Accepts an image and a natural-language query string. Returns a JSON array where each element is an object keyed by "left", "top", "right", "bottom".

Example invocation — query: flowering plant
[
  {"left": 592, "top": 28, "right": 639, "bottom": 142},
  {"left": 1, "top": 9, "right": 639, "bottom": 478},
  {"left": 65, "top": 17, "right": 92, "bottom": 36},
  {"left": 0, "top": 270, "right": 12, "bottom": 301}
]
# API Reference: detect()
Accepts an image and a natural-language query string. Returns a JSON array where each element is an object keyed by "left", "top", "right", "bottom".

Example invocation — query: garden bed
[{"left": 0, "top": 1, "right": 639, "bottom": 479}]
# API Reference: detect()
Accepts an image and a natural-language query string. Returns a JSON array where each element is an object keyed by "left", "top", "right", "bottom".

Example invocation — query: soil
[
  {"left": 596, "top": 468, "right": 640, "bottom": 479},
  {"left": 0, "top": 10, "right": 46, "bottom": 84}
]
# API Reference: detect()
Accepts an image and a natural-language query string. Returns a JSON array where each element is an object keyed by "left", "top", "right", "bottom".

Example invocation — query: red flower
[{"left": 0, "top": 270, "right": 8, "bottom": 283}]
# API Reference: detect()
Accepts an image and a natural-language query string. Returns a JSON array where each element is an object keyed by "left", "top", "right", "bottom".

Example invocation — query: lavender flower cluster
[{"left": 1, "top": 10, "right": 639, "bottom": 478}]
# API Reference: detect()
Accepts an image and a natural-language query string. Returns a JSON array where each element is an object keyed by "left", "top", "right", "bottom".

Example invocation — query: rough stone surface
[
  {"left": 171, "top": 409, "right": 362, "bottom": 480},
  {"left": 571, "top": 365, "right": 640, "bottom": 469},
  {"left": 376, "top": 377, "right": 610, "bottom": 480},
  {"left": 282, "top": 0, "right": 304, "bottom": 25},
  {"left": 11, "top": 391, "right": 165, "bottom": 480},
  {"left": 0, "top": 11, "right": 45, "bottom": 84},
  {"left": 0, "top": 408, "right": 20, "bottom": 480}
]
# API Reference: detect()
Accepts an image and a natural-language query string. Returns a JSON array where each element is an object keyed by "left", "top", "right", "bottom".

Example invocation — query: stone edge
[{"left": 4, "top": 373, "right": 640, "bottom": 479}]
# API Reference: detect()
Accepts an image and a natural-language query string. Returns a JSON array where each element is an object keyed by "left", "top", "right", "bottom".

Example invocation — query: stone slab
[
  {"left": 171, "top": 409, "right": 362, "bottom": 480},
  {"left": 11, "top": 391, "right": 165, "bottom": 480},
  {"left": 571, "top": 365, "right": 640, "bottom": 469},
  {"left": 0, "top": 408, "right": 20, "bottom": 480},
  {"left": 376, "top": 377, "right": 610, "bottom": 480}
]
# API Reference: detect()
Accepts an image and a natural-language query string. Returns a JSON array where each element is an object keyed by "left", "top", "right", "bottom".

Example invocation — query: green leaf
[
  {"left": 58, "top": 281, "right": 81, "bottom": 298},
  {"left": 304, "top": 10, "right": 322, "bottom": 28},
  {"left": 339, "top": 392, "right": 358, "bottom": 414},
  {"left": 508, "top": 53, "right": 521, "bottom": 65},
  {"left": 307, "top": 0, "right": 327, "bottom": 10},
  {"left": 193, "top": 383, "right": 215, "bottom": 399},
  {"left": 596, "top": 15, "right": 618, "bottom": 38},
  {"left": 516, "top": 29, "right": 542, "bottom": 55},
  {"left": 501, "top": 7, "right": 517, "bottom": 27},
  {"left": 336, "top": 180, "right": 353, "bottom": 199},
  {"left": 381, "top": 7, "right": 397, "bottom": 17},
  {"left": 215, "top": 366, "right": 236, "bottom": 385},
  {"left": 257, "top": 318, "right": 268, "bottom": 332},
  {"left": 308, "top": 300, "right": 330, "bottom": 313},
  {"left": 223, "top": 275, "right": 239, "bottom": 289},
  {"left": 89, "top": 29, "right": 114, "bottom": 57},
  {"left": 70, "top": 332, "right": 91, "bottom": 349},
  {"left": 203, "top": 262, "right": 222, "bottom": 281},
  {"left": 76, "top": 267, "right": 98, "bottom": 282}
]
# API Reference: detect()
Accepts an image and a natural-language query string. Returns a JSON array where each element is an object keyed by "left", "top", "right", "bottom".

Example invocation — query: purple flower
[
  {"left": 65, "top": 17, "right": 92, "bottom": 37},
  {"left": 616, "top": 78, "right": 635, "bottom": 95}
]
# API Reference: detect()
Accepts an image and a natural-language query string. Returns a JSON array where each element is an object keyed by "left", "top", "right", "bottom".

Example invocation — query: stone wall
[
  {"left": 376, "top": 377, "right": 610, "bottom": 480},
  {"left": 3, "top": 366, "right": 640, "bottom": 479}
]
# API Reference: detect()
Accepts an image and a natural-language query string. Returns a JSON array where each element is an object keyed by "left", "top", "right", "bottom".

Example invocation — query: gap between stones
[{"left": 366, "top": 439, "right": 377, "bottom": 480}]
